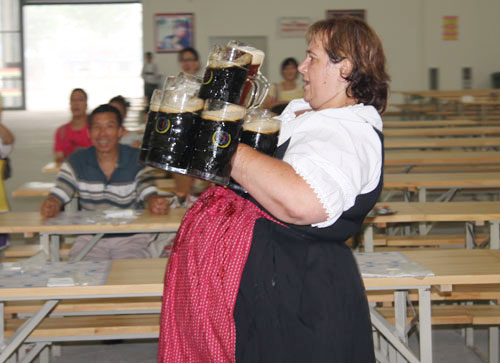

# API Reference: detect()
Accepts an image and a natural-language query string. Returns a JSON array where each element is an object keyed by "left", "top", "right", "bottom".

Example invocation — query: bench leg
[
  {"left": 489, "top": 327, "right": 499, "bottom": 363},
  {"left": 19, "top": 343, "right": 50, "bottom": 363},
  {"left": 490, "top": 222, "right": 500, "bottom": 250},
  {"left": 418, "top": 287, "right": 433, "bottom": 363}
]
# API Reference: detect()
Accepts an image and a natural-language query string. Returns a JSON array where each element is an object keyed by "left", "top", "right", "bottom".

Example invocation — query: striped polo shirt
[{"left": 51, "top": 144, "right": 157, "bottom": 210}]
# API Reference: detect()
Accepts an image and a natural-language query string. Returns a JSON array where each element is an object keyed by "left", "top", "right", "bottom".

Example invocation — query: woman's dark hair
[
  {"left": 109, "top": 95, "right": 130, "bottom": 109},
  {"left": 88, "top": 104, "right": 123, "bottom": 128},
  {"left": 307, "top": 16, "right": 390, "bottom": 113},
  {"left": 178, "top": 47, "right": 199, "bottom": 62},
  {"left": 280, "top": 57, "right": 298, "bottom": 71},
  {"left": 70, "top": 88, "right": 87, "bottom": 101}
]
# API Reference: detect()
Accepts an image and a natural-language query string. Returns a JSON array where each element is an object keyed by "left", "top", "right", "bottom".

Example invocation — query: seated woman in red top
[{"left": 53, "top": 88, "right": 92, "bottom": 164}]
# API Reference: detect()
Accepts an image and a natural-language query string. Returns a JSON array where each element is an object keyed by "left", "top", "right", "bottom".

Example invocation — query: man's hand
[
  {"left": 146, "top": 194, "right": 170, "bottom": 215},
  {"left": 40, "top": 196, "right": 63, "bottom": 218}
]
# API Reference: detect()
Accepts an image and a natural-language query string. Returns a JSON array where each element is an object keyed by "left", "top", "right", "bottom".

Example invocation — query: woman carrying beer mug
[{"left": 159, "top": 16, "right": 389, "bottom": 363}]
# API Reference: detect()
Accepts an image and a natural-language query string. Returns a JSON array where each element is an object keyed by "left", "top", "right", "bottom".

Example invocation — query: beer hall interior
[{"left": 2, "top": 0, "right": 500, "bottom": 362}]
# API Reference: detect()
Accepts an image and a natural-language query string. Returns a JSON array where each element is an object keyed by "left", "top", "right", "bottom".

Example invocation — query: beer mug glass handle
[{"left": 245, "top": 73, "right": 270, "bottom": 109}]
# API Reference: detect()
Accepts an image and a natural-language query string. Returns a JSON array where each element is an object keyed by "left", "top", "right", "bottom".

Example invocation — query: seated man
[{"left": 40, "top": 104, "right": 170, "bottom": 260}]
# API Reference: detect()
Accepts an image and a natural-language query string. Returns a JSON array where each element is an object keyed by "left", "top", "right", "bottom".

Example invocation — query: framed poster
[
  {"left": 155, "top": 13, "right": 194, "bottom": 53},
  {"left": 326, "top": 10, "right": 366, "bottom": 20}
]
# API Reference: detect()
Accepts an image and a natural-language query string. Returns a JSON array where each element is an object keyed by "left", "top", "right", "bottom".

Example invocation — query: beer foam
[
  {"left": 160, "top": 95, "right": 203, "bottom": 114},
  {"left": 235, "top": 46, "right": 265, "bottom": 66},
  {"left": 243, "top": 119, "right": 280, "bottom": 133},
  {"left": 209, "top": 53, "right": 252, "bottom": 69},
  {"left": 203, "top": 104, "right": 246, "bottom": 122}
]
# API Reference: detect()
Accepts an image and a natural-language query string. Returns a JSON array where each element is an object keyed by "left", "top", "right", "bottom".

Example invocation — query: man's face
[
  {"left": 88, "top": 112, "right": 123, "bottom": 154},
  {"left": 179, "top": 51, "right": 200, "bottom": 75}
]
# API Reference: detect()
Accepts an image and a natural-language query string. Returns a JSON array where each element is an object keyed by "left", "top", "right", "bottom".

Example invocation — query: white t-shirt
[{"left": 276, "top": 99, "right": 383, "bottom": 228}]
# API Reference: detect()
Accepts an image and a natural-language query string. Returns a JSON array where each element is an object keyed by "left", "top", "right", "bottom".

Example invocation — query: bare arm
[
  {"left": 54, "top": 151, "right": 65, "bottom": 164},
  {"left": 145, "top": 194, "right": 170, "bottom": 215},
  {"left": 230, "top": 144, "right": 327, "bottom": 225},
  {"left": 0, "top": 123, "right": 14, "bottom": 145}
]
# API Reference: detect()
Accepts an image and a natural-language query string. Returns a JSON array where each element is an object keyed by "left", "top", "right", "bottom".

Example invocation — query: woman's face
[
  {"left": 298, "top": 35, "right": 350, "bottom": 111},
  {"left": 282, "top": 63, "right": 298, "bottom": 82},
  {"left": 70, "top": 90, "right": 87, "bottom": 117}
]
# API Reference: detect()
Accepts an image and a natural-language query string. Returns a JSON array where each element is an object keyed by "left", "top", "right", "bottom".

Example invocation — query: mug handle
[{"left": 243, "top": 73, "right": 270, "bottom": 109}]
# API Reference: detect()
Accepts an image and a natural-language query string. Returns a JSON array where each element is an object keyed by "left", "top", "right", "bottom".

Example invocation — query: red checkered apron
[{"left": 158, "top": 186, "right": 275, "bottom": 363}]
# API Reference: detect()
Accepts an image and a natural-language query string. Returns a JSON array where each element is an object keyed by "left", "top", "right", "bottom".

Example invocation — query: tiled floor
[{"left": 2, "top": 110, "right": 498, "bottom": 362}]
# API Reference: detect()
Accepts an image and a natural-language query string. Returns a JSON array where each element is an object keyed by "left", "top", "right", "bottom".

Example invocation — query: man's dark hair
[
  {"left": 145, "top": 51, "right": 153, "bottom": 57},
  {"left": 88, "top": 104, "right": 123, "bottom": 127},
  {"left": 178, "top": 47, "right": 199, "bottom": 62}
]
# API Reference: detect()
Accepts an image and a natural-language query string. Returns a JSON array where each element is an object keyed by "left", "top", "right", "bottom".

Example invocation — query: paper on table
[{"left": 354, "top": 251, "right": 434, "bottom": 278}]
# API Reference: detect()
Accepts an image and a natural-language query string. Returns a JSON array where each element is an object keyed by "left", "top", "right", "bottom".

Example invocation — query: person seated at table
[
  {"left": 178, "top": 47, "right": 201, "bottom": 76},
  {"left": 109, "top": 95, "right": 142, "bottom": 148},
  {"left": 53, "top": 88, "right": 92, "bottom": 164},
  {"left": 263, "top": 57, "right": 303, "bottom": 114},
  {"left": 40, "top": 104, "right": 170, "bottom": 260}
]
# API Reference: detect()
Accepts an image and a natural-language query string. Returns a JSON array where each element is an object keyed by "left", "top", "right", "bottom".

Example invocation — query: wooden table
[
  {"left": 0, "top": 209, "right": 186, "bottom": 261},
  {"left": 4, "top": 250, "right": 500, "bottom": 363},
  {"left": 385, "top": 150, "right": 500, "bottom": 168},
  {"left": 385, "top": 136, "right": 500, "bottom": 149},
  {"left": 11, "top": 182, "right": 55, "bottom": 197},
  {"left": 384, "top": 126, "right": 500, "bottom": 137},
  {"left": 364, "top": 201, "right": 500, "bottom": 252},
  {"left": 383, "top": 119, "right": 500, "bottom": 128},
  {"left": 384, "top": 172, "right": 500, "bottom": 202},
  {"left": 12, "top": 179, "right": 176, "bottom": 198}
]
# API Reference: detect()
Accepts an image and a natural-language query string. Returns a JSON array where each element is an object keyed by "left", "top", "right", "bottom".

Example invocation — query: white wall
[{"left": 142, "top": 0, "right": 500, "bottom": 103}]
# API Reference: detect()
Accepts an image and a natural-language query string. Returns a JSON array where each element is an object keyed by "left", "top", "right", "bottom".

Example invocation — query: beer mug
[
  {"left": 240, "top": 108, "right": 280, "bottom": 156},
  {"left": 227, "top": 40, "right": 270, "bottom": 108},
  {"left": 145, "top": 73, "right": 203, "bottom": 174},
  {"left": 229, "top": 109, "right": 280, "bottom": 193},
  {"left": 139, "top": 88, "right": 164, "bottom": 163},
  {"left": 188, "top": 99, "right": 247, "bottom": 185}
]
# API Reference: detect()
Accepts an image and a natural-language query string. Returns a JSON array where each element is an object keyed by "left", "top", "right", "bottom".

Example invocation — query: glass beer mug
[
  {"left": 145, "top": 73, "right": 204, "bottom": 174},
  {"left": 198, "top": 42, "right": 269, "bottom": 108},
  {"left": 227, "top": 40, "right": 270, "bottom": 108},
  {"left": 188, "top": 99, "right": 247, "bottom": 185}
]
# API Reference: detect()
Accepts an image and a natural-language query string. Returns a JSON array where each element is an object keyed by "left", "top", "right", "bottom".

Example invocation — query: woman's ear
[{"left": 339, "top": 58, "right": 353, "bottom": 80}]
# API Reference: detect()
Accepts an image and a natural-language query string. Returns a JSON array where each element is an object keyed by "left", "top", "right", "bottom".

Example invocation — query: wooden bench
[
  {"left": 4, "top": 314, "right": 160, "bottom": 341},
  {"left": 3, "top": 297, "right": 161, "bottom": 317},
  {"left": 1, "top": 243, "right": 72, "bottom": 260}
]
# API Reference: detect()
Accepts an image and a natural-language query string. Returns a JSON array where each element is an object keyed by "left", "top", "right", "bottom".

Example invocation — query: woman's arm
[{"left": 231, "top": 143, "right": 327, "bottom": 225}]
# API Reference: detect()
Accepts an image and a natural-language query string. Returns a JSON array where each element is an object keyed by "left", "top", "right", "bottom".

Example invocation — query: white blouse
[{"left": 276, "top": 99, "right": 383, "bottom": 228}]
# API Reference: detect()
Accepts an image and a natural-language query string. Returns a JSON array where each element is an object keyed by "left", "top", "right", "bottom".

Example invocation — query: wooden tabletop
[
  {"left": 384, "top": 172, "right": 500, "bottom": 189},
  {"left": 11, "top": 182, "right": 55, "bottom": 197},
  {"left": 368, "top": 201, "right": 500, "bottom": 224},
  {"left": 3, "top": 250, "right": 500, "bottom": 298},
  {"left": 385, "top": 136, "right": 500, "bottom": 149},
  {"left": 383, "top": 119, "right": 500, "bottom": 128},
  {"left": 0, "top": 208, "right": 187, "bottom": 234},
  {"left": 385, "top": 150, "right": 500, "bottom": 166},
  {"left": 384, "top": 126, "right": 500, "bottom": 137},
  {"left": 0, "top": 258, "right": 168, "bottom": 299},
  {"left": 364, "top": 249, "right": 500, "bottom": 288}
]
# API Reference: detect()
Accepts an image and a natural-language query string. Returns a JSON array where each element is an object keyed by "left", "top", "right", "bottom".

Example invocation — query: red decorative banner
[{"left": 443, "top": 16, "right": 458, "bottom": 41}]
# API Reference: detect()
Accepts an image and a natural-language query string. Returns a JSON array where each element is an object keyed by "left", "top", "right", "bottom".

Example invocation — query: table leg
[
  {"left": 0, "top": 300, "right": 58, "bottom": 362},
  {"left": 490, "top": 221, "right": 499, "bottom": 250},
  {"left": 364, "top": 225, "right": 374, "bottom": 253},
  {"left": 50, "top": 234, "right": 60, "bottom": 262},
  {"left": 40, "top": 234, "right": 49, "bottom": 257},
  {"left": 19, "top": 343, "right": 49, "bottom": 363},
  {"left": 72, "top": 233, "right": 104, "bottom": 262},
  {"left": 466, "top": 222, "right": 475, "bottom": 249},
  {"left": 418, "top": 287, "right": 433, "bottom": 363}
]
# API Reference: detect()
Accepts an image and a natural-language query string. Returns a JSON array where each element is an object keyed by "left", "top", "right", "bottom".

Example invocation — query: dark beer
[
  {"left": 240, "top": 119, "right": 280, "bottom": 156},
  {"left": 139, "top": 92, "right": 162, "bottom": 163},
  {"left": 189, "top": 104, "right": 246, "bottom": 185},
  {"left": 145, "top": 96, "right": 203, "bottom": 173},
  {"left": 198, "top": 64, "right": 250, "bottom": 104}
]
